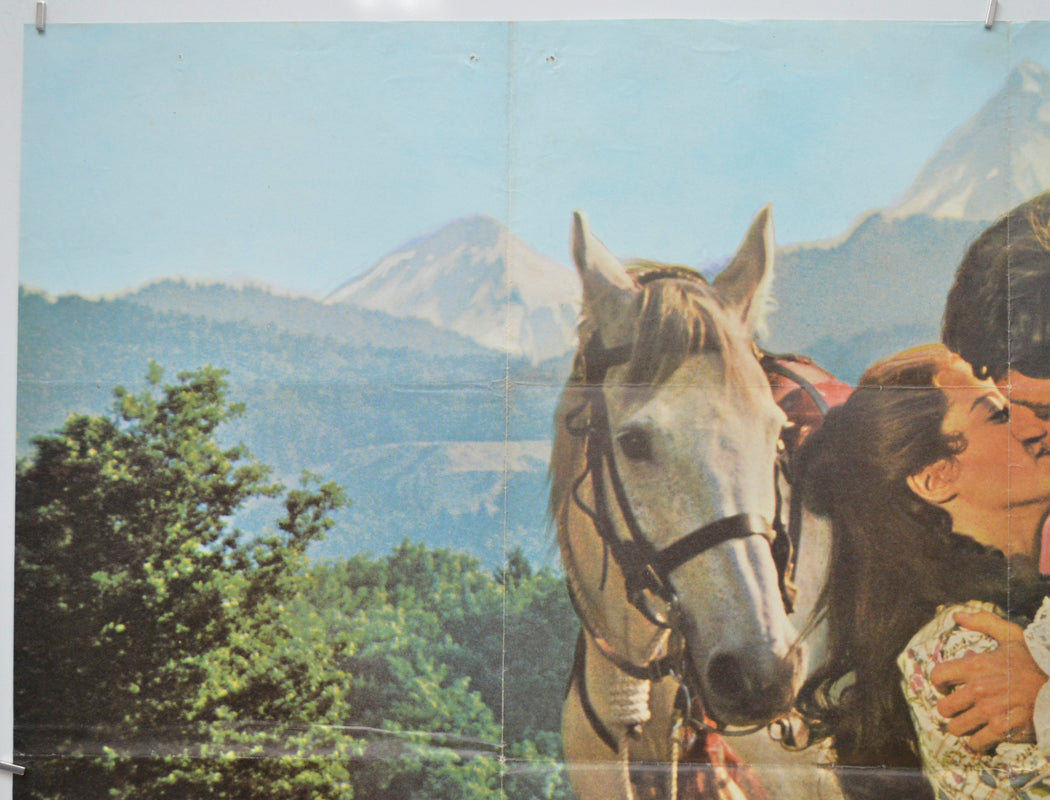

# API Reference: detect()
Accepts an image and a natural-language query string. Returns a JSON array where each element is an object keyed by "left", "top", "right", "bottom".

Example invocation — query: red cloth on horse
[
  {"left": 766, "top": 355, "right": 852, "bottom": 452},
  {"left": 675, "top": 728, "right": 770, "bottom": 800}
]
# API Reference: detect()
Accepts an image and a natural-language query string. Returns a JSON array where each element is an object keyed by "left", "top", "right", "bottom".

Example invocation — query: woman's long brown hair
[{"left": 795, "top": 345, "right": 1026, "bottom": 799}]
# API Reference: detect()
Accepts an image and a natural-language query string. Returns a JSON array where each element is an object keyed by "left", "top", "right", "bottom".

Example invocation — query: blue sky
[{"left": 18, "top": 20, "right": 1050, "bottom": 296}]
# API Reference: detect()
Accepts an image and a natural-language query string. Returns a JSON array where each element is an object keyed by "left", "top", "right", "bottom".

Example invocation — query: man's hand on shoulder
[{"left": 929, "top": 610, "right": 1047, "bottom": 753}]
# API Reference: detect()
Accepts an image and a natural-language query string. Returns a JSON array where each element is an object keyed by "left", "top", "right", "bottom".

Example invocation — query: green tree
[
  {"left": 17, "top": 364, "right": 573, "bottom": 799},
  {"left": 495, "top": 547, "right": 533, "bottom": 588},
  {"left": 15, "top": 364, "right": 354, "bottom": 799},
  {"left": 301, "top": 544, "right": 505, "bottom": 799},
  {"left": 301, "top": 542, "right": 575, "bottom": 800}
]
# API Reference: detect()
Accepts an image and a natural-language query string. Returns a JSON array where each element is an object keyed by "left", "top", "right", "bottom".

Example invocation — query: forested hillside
[
  {"left": 18, "top": 290, "right": 570, "bottom": 566},
  {"left": 15, "top": 367, "right": 575, "bottom": 799}
]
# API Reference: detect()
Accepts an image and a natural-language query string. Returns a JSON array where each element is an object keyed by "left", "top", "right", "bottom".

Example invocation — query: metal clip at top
[
  {"left": 985, "top": 0, "right": 998, "bottom": 29},
  {"left": 35, "top": 0, "right": 45, "bottom": 33}
]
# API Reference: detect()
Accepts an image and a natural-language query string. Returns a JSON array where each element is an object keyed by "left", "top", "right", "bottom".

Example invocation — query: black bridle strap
[
  {"left": 565, "top": 325, "right": 840, "bottom": 744},
  {"left": 771, "top": 464, "right": 798, "bottom": 614},
  {"left": 565, "top": 576, "right": 681, "bottom": 682},
  {"left": 568, "top": 630, "right": 622, "bottom": 753},
  {"left": 597, "top": 396, "right": 774, "bottom": 588},
  {"left": 649, "top": 513, "right": 774, "bottom": 580},
  {"left": 759, "top": 350, "right": 847, "bottom": 605},
  {"left": 585, "top": 340, "right": 633, "bottom": 374},
  {"left": 581, "top": 334, "right": 777, "bottom": 616}
]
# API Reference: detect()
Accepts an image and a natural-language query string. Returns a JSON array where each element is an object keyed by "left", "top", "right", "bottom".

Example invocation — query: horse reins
[
  {"left": 564, "top": 328, "right": 845, "bottom": 754},
  {"left": 567, "top": 331, "right": 780, "bottom": 634}
]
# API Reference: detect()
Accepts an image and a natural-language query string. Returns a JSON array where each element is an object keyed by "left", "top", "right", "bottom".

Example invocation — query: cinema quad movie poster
[{"left": 12, "top": 17, "right": 1050, "bottom": 800}]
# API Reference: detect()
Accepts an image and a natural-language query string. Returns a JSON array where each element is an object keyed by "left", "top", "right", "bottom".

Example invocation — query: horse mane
[{"left": 548, "top": 261, "right": 742, "bottom": 527}]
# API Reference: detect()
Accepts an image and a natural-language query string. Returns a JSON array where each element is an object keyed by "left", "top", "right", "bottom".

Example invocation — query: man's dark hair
[{"left": 942, "top": 191, "right": 1050, "bottom": 380}]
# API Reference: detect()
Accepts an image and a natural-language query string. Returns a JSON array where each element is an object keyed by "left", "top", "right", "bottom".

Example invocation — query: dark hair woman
[{"left": 796, "top": 343, "right": 1050, "bottom": 800}]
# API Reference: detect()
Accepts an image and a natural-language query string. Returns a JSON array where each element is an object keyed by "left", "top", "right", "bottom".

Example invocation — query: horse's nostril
[
  {"left": 704, "top": 650, "right": 799, "bottom": 724},
  {"left": 707, "top": 652, "right": 748, "bottom": 699}
]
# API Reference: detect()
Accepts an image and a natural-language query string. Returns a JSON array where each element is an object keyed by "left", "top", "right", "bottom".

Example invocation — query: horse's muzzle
[{"left": 701, "top": 646, "right": 800, "bottom": 727}]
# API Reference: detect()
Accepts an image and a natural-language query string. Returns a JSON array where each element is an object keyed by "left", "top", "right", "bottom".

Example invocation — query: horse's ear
[
  {"left": 572, "top": 211, "right": 638, "bottom": 344},
  {"left": 713, "top": 204, "right": 775, "bottom": 335}
]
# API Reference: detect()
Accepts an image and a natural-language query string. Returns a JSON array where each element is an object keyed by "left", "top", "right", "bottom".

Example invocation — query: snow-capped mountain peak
[
  {"left": 891, "top": 60, "right": 1050, "bottom": 222},
  {"left": 1012, "top": 58, "right": 1050, "bottom": 95},
  {"left": 325, "top": 216, "right": 581, "bottom": 363}
]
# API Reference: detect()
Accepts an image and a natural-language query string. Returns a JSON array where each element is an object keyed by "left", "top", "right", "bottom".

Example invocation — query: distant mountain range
[
  {"left": 17, "top": 60, "right": 1050, "bottom": 566},
  {"left": 122, "top": 278, "right": 490, "bottom": 357},
  {"left": 764, "top": 60, "right": 1050, "bottom": 371},
  {"left": 764, "top": 212, "right": 986, "bottom": 369},
  {"left": 17, "top": 285, "right": 567, "bottom": 565}
]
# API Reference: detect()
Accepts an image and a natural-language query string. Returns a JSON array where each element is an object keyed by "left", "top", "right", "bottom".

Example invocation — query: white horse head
[{"left": 553, "top": 207, "right": 800, "bottom": 730}]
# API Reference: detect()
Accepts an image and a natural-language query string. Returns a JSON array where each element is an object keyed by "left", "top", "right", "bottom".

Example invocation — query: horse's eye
[{"left": 617, "top": 428, "right": 653, "bottom": 462}]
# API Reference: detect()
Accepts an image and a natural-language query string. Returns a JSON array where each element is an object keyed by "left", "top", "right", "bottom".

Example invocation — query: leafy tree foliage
[
  {"left": 15, "top": 365, "right": 352, "bottom": 799},
  {"left": 16, "top": 364, "right": 576, "bottom": 799},
  {"left": 302, "top": 543, "right": 576, "bottom": 799}
]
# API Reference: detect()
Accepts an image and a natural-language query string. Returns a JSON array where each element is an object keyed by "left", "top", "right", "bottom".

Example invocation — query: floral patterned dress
[{"left": 898, "top": 598, "right": 1050, "bottom": 799}]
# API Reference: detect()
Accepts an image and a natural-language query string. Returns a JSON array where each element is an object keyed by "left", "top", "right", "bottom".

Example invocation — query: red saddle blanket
[{"left": 765, "top": 355, "right": 852, "bottom": 451}]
